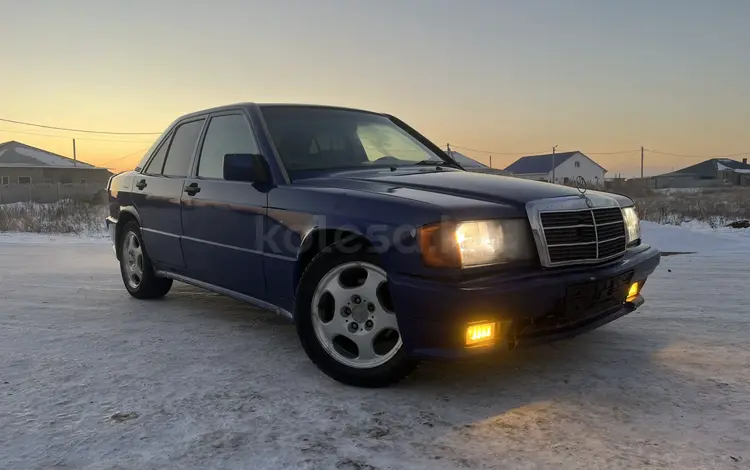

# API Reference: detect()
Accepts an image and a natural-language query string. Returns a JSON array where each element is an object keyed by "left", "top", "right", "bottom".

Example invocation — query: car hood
[
  {"left": 362, "top": 170, "right": 587, "bottom": 205},
  {"left": 294, "top": 168, "right": 631, "bottom": 211}
]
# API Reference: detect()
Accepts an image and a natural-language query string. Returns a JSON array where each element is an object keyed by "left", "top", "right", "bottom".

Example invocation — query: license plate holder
[{"left": 565, "top": 271, "right": 634, "bottom": 317}]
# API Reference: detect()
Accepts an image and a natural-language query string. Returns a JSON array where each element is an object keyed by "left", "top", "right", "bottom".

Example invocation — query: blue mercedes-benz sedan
[{"left": 105, "top": 103, "right": 660, "bottom": 387}]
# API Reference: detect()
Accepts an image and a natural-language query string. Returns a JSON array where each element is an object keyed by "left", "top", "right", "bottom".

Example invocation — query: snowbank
[
  {"left": 0, "top": 200, "right": 107, "bottom": 236},
  {"left": 0, "top": 232, "right": 110, "bottom": 245},
  {"left": 641, "top": 220, "right": 749, "bottom": 253}
]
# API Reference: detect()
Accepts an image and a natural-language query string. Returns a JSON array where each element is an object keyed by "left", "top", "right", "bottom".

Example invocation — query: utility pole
[
  {"left": 640, "top": 146, "right": 644, "bottom": 178},
  {"left": 489, "top": 155, "right": 492, "bottom": 168},
  {"left": 551, "top": 145, "right": 558, "bottom": 183},
  {"left": 73, "top": 138, "right": 77, "bottom": 167}
]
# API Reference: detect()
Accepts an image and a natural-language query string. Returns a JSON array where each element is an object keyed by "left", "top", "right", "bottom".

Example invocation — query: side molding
[{"left": 155, "top": 270, "right": 294, "bottom": 321}]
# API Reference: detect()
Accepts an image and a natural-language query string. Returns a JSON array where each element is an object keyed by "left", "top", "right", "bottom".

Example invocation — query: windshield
[{"left": 260, "top": 106, "right": 448, "bottom": 173}]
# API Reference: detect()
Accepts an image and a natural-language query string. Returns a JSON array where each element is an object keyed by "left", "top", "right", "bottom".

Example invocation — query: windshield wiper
[{"left": 414, "top": 159, "right": 463, "bottom": 170}]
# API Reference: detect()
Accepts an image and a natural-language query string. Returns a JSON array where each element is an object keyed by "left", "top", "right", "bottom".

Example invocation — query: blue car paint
[{"left": 107, "top": 102, "right": 661, "bottom": 359}]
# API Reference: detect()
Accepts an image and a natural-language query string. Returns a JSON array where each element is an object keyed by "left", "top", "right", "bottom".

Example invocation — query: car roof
[{"left": 177, "top": 102, "right": 385, "bottom": 121}]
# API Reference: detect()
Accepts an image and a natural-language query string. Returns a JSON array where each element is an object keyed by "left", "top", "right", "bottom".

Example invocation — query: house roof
[
  {"left": 0, "top": 141, "right": 101, "bottom": 169},
  {"left": 656, "top": 158, "right": 750, "bottom": 178},
  {"left": 446, "top": 150, "right": 489, "bottom": 168},
  {"left": 504, "top": 151, "right": 582, "bottom": 174}
]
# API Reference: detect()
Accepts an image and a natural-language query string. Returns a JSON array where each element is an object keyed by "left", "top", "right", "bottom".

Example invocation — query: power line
[
  {"left": 449, "top": 144, "right": 639, "bottom": 156},
  {"left": 99, "top": 147, "right": 151, "bottom": 167},
  {"left": 0, "top": 117, "right": 161, "bottom": 135},
  {"left": 450, "top": 144, "right": 750, "bottom": 160},
  {"left": 644, "top": 148, "right": 750, "bottom": 159},
  {"left": 448, "top": 144, "right": 548, "bottom": 155},
  {"left": 586, "top": 149, "right": 640, "bottom": 155},
  {"left": 0, "top": 127, "right": 156, "bottom": 144}
]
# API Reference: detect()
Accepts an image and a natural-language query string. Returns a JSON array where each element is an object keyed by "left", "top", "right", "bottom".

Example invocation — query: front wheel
[
  {"left": 119, "top": 221, "right": 173, "bottom": 299},
  {"left": 295, "top": 244, "right": 418, "bottom": 387}
]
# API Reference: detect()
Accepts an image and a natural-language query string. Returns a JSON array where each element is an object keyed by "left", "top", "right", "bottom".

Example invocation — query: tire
[
  {"left": 119, "top": 221, "right": 173, "bottom": 300},
  {"left": 295, "top": 243, "right": 418, "bottom": 387}
]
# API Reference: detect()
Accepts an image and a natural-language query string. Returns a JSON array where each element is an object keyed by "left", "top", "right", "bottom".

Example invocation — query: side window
[
  {"left": 163, "top": 119, "right": 205, "bottom": 177},
  {"left": 198, "top": 114, "right": 259, "bottom": 179},
  {"left": 144, "top": 139, "right": 169, "bottom": 175}
]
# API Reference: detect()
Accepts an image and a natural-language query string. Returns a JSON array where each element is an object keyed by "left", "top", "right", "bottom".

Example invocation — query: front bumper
[{"left": 389, "top": 244, "right": 661, "bottom": 359}]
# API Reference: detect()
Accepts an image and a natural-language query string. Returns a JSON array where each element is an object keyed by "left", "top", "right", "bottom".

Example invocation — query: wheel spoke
[
  {"left": 324, "top": 278, "right": 352, "bottom": 311},
  {"left": 133, "top": 256, "right": 143, "bottom": 277},
  {"left": 353, "top": 333, "right": 378, "bottom": 360},
  {"left": 359, "top": 268, "right": 386, "bottom": 302},
  {"left": 319, "top": 316, "right": 348, "bottom": 338},
  {"left": 375, "top": 311, "right": 399, "bottom": 332},
  {"left": 128, "top": 234, "right": 138, "bottom": 252}
]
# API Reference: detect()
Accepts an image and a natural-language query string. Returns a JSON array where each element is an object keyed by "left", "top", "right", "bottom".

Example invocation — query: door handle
[
  {"left": 184, "top": 183, "right": 201, "bottom": 195},
  {"left": 135, "top": 179, "right": 147, "bottom": 190}
]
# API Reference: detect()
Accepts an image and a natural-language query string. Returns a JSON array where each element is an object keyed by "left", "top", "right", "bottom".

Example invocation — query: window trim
[
  {"left": 191, "top": 110, "right": 262, "bottom": 182},
  {"left": 161, "top": 117, "right": 207, "bottom": 179},
  {"left": 17, "top": 176, "right": 32, "bottom": 184},
  {"left": 138, "top": 129, "right": 174, "bottom": 175},
  {"left": 143, "top": 132, "right": 173, "bottom": 176},
  {"left": 0, "top": 176, "right": 9, "bottom": 185}
]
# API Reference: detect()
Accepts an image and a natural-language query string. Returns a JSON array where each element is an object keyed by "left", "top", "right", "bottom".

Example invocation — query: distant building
[
  {"left": 504, "top": 151, "right": 606, "bottom": 185},
  {"left": 652, "top": 158, "right": 750, "bottom": 189},
  {"left": 0, "top": 141, "right": 112, "bottom": 186},
  {"left": 446, "top": 150, "right": 509, "bottom": 176}
]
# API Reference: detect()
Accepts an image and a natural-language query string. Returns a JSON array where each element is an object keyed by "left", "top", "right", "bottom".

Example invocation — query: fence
[{"left": 0, "top": 183, "right": 107, "bottom": 204}]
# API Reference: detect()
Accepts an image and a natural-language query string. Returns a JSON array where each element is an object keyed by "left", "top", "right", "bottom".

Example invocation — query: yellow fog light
[
  {"left": 465, "top": 321, "right": 497, "bottom": 347},
  {"left": 626, "top": 282, "right": 640, "bottom": 302}
]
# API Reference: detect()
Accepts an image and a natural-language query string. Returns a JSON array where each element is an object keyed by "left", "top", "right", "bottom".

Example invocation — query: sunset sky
[{"left": 1, "top": 0, "right": 748, "bottom": 176}]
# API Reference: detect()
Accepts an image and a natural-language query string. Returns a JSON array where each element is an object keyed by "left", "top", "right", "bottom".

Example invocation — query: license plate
[{"left": 565, "top": 271, "right": 633, "bottom": 316}]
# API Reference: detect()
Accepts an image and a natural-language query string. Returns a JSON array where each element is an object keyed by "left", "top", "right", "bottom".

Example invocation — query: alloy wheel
[
  {"left": 123, "top": 232, "right": 144, "bottom": 289},
  {"left": 311, "top": 261, "right": 402, "bottom": 369}
]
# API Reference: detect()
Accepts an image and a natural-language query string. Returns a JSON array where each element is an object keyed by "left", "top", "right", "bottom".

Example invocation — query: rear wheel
[
  {"left": 119, "top": 221, "right": 172, "bottom": 299},
  {"left": 295, "top": 244, "right": 418, "bottom": 387}
]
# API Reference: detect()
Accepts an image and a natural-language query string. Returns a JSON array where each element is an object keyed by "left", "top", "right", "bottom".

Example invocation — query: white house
[{"left": 504, "top": 151, "right": 606, "bottom": 185}]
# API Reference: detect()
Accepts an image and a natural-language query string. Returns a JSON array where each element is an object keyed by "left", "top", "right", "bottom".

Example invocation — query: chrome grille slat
[{"left": 538, "top": 206, "right": 626, "bottom": 266}]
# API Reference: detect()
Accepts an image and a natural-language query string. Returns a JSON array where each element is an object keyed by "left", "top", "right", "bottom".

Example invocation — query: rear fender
[{"left": 114, "top": 206, "right": 141, "bottom": 259}]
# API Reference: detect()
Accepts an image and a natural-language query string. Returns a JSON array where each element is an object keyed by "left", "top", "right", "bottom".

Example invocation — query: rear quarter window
[
  {"left": 144, "top": 139, "right": 169, "bottom": 175},
  {"left": 162, "top": 119, "right": 205, "bottom": 177}
]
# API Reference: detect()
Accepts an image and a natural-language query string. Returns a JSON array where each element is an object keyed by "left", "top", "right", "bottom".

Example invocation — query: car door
[
  {"left": 180, "top": 112, "right": 268, "bottom": 300},
  {"left": 130, "top": 118, "right": 206, "bottom": 271}
]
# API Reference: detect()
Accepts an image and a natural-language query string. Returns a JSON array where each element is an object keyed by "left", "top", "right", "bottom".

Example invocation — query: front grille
[{"left": 539, "top": 207, "right": 626, "bottom": 265}]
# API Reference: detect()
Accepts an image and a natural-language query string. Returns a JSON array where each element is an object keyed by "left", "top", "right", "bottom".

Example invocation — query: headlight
[
  {"left": 622, "top": 206, "right": 640, "bottom": 245},
  {"left": 418, "top": 219, "right": 535, "bottom": 268}
]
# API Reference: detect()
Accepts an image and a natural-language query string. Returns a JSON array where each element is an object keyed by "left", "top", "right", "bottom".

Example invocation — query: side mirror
[{"left": 223, "top": 154, "right": 270, "bottom": 183}]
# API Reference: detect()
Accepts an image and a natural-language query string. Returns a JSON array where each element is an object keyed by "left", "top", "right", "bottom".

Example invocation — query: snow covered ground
[{"left": 1, "top": 224, "right": 749, "bottom": 469}]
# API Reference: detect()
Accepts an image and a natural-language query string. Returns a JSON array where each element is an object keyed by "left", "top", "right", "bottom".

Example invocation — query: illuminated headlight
[
  {"left": 622, "top": 206, "right": 641, "bottom": 245},
  {"left": 418, "top": 219, "right": 535, "bottom": 268}
]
